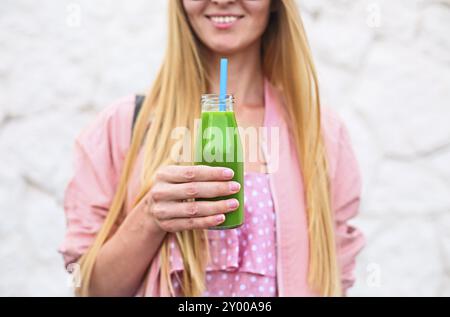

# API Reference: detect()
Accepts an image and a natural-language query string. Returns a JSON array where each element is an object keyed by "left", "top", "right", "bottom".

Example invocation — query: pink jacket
[{"left": 59, "top": 80, "right": 364, "bottom": 297}]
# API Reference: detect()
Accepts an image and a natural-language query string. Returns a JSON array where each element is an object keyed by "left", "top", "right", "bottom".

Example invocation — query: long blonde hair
[{"left": 76, "top": 0, "right": 341, "bottom": 297}]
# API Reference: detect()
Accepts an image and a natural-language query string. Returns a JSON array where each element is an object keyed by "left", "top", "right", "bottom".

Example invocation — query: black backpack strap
[{"left": 132, "top": 95, "right": 146, "bottom": 132}]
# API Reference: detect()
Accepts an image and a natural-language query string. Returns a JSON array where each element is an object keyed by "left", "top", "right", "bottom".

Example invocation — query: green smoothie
[{"left": 195, "top": 109, "right": 244, "bottom": 230}]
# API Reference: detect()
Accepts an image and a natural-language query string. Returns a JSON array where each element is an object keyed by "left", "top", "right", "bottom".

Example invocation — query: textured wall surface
[{"left": 0, "top": 0, "right": 449, "bottom": 296}]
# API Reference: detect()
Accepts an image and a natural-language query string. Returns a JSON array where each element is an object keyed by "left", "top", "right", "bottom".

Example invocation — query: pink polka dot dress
[{"left": 169, "top": 172, "right": 278, "bottom": 297}]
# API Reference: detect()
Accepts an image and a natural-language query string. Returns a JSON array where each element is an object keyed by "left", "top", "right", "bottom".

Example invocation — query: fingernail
[
  {"left": 227, "top": 199, "right": 239, "bottom": 210},
  {"left": 223, "top": 169, "right": 234, "bottom": 178},
  {"left": 229, "top": 182, "right": 241, "bottom": 193},
  {"left": 216, "top": 214, "right": 225, "bottom": 223}
]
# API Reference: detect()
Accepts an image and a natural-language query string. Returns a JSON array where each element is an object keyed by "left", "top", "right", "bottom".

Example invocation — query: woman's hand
[{"left": 146, "top": 165, "right": 241, "bottom": 233}]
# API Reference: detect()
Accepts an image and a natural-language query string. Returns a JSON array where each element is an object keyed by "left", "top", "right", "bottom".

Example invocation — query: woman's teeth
[{"left": 210, "top": 16, "right": 238, "bottom": 24}]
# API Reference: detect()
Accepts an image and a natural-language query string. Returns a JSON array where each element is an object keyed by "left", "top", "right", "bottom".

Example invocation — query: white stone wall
[{"left": 0, "top": 0, "right": 448, "bottom": 296}]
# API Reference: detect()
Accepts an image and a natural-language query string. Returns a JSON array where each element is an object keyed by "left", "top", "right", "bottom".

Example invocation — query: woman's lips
[{"left": 206, "top": 15, "right": 244, "bottom": 30}]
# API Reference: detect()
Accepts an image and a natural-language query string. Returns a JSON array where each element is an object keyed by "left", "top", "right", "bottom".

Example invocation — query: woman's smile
[{"left": 205, "top": 13, "right": 245, "bottom": 30}]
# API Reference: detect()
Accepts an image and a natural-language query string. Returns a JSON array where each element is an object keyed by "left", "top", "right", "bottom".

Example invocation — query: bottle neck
[{"left": 201, "top": 94, "right": 235, "bottom": 112}]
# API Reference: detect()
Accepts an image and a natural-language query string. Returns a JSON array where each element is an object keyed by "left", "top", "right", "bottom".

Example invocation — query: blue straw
[{"left": 219, "top": 58, "right": 228, "bottom": 112}]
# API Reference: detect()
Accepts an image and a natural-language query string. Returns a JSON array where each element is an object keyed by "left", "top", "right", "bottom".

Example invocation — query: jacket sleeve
[
  {"left": 331, "top": 121, "right": 365, "bottom": 293},
  {"left": 58, "top": 96, "right": 134, "bottom": 268}
]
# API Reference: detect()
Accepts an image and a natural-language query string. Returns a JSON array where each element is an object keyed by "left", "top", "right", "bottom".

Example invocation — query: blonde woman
[{"left": 60, "top": 0, "right": 364, "bottom": 297}]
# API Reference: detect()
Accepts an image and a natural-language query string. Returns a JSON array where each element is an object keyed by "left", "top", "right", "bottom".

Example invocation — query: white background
[{"left": 0, "top": 0, "right": 449, "bottom": 296}]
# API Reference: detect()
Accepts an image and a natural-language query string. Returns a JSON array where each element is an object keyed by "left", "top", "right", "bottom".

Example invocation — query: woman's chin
[{"left": 203, "top": 42, "right": 244, "bottom": 56}]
